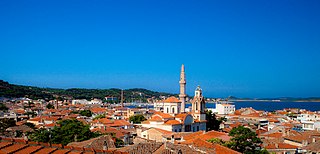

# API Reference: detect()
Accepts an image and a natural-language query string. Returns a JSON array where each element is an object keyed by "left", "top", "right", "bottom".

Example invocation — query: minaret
[{"left": 179, "top": 64, "right": 186, "bottom": 112}]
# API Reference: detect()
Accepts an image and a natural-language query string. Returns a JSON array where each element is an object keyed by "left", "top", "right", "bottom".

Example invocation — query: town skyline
[{"left": 1, "top": 1, "right": 320, "bottom": 98}]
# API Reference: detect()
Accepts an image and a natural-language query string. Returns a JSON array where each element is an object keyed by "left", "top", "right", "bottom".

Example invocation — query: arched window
[
  {"left": 167, "top": 108, "right": 169, "bottom": 113},
  {"left": 172, "top": 108, "right": 175, "bottom": 113}
]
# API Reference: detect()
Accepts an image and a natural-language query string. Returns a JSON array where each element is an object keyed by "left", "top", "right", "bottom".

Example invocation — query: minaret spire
[{"left": 179, "top": 64, "right": 186, "bottom": 112}]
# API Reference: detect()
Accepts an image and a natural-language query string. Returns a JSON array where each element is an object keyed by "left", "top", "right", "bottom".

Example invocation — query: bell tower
[
  {"left": 179, "top": 64, "right": 186, "bottom": 113},
  {"left": 192, "top": 86, "right": 206, "bottom": 121}
]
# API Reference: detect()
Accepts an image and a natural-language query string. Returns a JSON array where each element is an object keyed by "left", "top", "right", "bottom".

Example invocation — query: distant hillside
[{"left": 0, "top": 80, "right": 176, "bottom": 101}]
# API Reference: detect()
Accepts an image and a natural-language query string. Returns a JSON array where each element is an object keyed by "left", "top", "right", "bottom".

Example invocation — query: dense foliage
[
  {"left": 79, "top": 110, "right": 92, "bottom": 117},
  {"left": 206, "top": 110, "right": 226, "bottom": 131},
  {"left": 0, "top": 103, "right": 8, "bottom": 111},
  {"left": 208, "top": 126, "right": 267, "bottom": 154},
  {"left": 0, "top": 80, "right": 175, "bottom": 101},
  {"left": 29, "top": 119, "right": 100, "bottom": 145},
  {"left": 129, "top": 114, "right": 146, "bottom": 124},
  {"left": 0, "top": 118, "right": 16, "bottom": 134},
  {"left": 226, "top": 126, "right": 264, "bottom": 154},
  {"left": 46, "top": 103, "right": 55, "bottom": 109},
  {"left": 93, "top": 114, "right": 106, "bottom": 120}
]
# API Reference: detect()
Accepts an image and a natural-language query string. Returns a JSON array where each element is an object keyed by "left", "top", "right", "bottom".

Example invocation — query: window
[
  {"left": 179, "top": 129, "right": 181, "bottom": 132},
  {"left": 197, "top": 126, "right": 199, "bottom": 131},
  {"left": 172, "top": 108, "right": 175, "bottom": 113},
  {"left": 167, "top": 108, "right": 169, "bottom": 113}
]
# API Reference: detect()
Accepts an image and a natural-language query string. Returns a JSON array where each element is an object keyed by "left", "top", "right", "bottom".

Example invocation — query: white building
[
  {"left": 154, "top": 97, "right": 181, "bottom": 116},
  {"left": 301, "top": 120, "right": 320, "bottom": 131},
  {"left": 216, "top": 102, "right": 235, "bottom": 115},
  {"left": 297, "top": 113, "right": 320, "bottom": 122},
  {"left": 72, "top": 99, "right": 102, "bottom": 105}
]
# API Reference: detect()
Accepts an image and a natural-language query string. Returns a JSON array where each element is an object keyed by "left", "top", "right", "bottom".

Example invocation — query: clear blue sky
[{"left": 0, "top": 0, "right": 320, "bottom": 98}]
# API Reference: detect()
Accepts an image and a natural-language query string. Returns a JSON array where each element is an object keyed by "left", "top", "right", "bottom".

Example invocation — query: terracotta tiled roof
[
  {"left": 34, "top": 147, "right": 57, "bottom": 154},
  {"left": 0, "top": 142, "right": 12, "bottom": 149},
  {"left": 153, "top": 128, "right": 172, "bottom": 135},
  {"left": 175, "top": 113, "right": 188, "bottom": 122},
  {"left": 153, "top": 111, "right": 174, "bottom": 119},
  {"left": 149, "top": 115, "right": 163, "bottom": 121},
  {"left": 183, "top": 131, "right": 205, "bottom": 141},
  {"left": 92, "top": 118, "right": 113, "bottom": 124},
  {"left": 107, "top": 120, "right": 131, "bottom": 127},
  {"left": 190, "top": 138, "right": 215, "bottom": 148},
  {"left": 164, "top": 97, "right": 181, "bottom": 103},
  {"left": 0, "top": 144, "right": 27, "bottom": 153},
  {"left": 67, "top": 135, "right": 116, "bottom": 149},
  {"left": 260, "top": 132, "right": 283, "bottom": 138},
  {"left": 14, "top": 145, "right": 42, "bottom": 154},
  {"left": 90, "top": 107, "right": 107, "bottom": 113},
  {"left": 28, "top": 117, "right": 41, "bottom": 121},
  {"left": 91, "top": 127, "right": 127, "bottom": 139},
  {"left": 164, "top": 120, "right": 181, "bottom": 125},
  {"left": 199, "top": 130, "right": 231, "bottom": 141},
  {"left": 303, "top": 140, "right": 320, "bottom": 152},
  {"left": 214, "top": 143, "right": 241, "bottom": 154},
  {"left": 6, "top": 125, "right": 34, "bottom": 133},
  {"left": 0, "top": 139, "right": 127, "bottom": 154},
  {"left": 51, "top": 149, "right": 70, "bottom": 154},
  {"left": 284, "top": 130, "right": 320, "bottom": 143},
  {"left": 265, "top": 143, "right": 298, "bottom": 149}
]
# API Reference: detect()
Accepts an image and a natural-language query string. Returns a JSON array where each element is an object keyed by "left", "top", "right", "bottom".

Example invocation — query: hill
[{"left": 0, "top": 80, "right": 176, "bottom": 101}]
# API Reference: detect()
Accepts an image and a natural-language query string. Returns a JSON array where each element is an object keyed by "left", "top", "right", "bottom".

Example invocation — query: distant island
[
  {"left": 0, "top": 80, "right": 176, "bottom": 102},
  {"left": 1, "top": 80, "right": 319, "bottom": 102}
]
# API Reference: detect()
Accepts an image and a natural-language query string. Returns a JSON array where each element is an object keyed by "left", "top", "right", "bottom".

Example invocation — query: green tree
[
  {"left": 0, "top": 103, "right": 8, "bottom": 111},
  {"left": 93, "top": 114, "right": 106, "bottom": 120},
  {"left": 24, "top": 122, "right": 36, "bottom": 129},
  {"left": 207, "top": 138, "right": 225, "bottom": 145},
  {"left": 0, "top": 118, "right": 16, "bottom": 134},
  {"left": 226, "top": 126, "right": 263, "bottom": 154},
  {"left": 206, "top": 110, "right": 225, "bottom": 131},
  {"left": 115, "top": 138, "right": 124, "bottom": 148},
  {"left": 46, "top": 103, "right": 55, "bottom": 109},
  {"left": 29, "top": 128, "right": 51, "bottom": 143},
  {"left": 29, "top": 119, "right": 100, "bottom": 145},
  {"left": 79, "top": 110, "right": 92, "bottom": 117},
  {"left": 129, "top": 114, "right": 146, "bottom": 124}
]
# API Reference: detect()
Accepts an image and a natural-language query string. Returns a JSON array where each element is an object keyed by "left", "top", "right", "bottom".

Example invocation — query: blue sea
[
  {"left": 186, "top": 101, "right": 320, "bottom": 112},
  {"left": 128, "top": 101, "right": 320, "bottom": 112}
]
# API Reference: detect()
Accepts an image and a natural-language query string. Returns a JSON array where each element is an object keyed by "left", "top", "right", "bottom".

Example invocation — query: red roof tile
[
  {"left": 34, "top": 147, "right": 57, "bottom": 154},
  {"left": 164, "top": 97, "right": 181, "bottom": 103},
  {"left": 51, "top": 149, "right": 70, "bottom": 154},
  {"left": 0, "top": 144, "right": 27, "bottom": 153},
  {"left": 14, "top": 145, "right": 42, "bottom": 154},
  {"left": 164, "top": 120, "right": 181, "bottom": 125}
]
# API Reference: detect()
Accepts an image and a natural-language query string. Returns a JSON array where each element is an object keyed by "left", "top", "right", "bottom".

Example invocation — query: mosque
[{"left": 141, "top": 65, "right": 207, "bottom": 132}]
